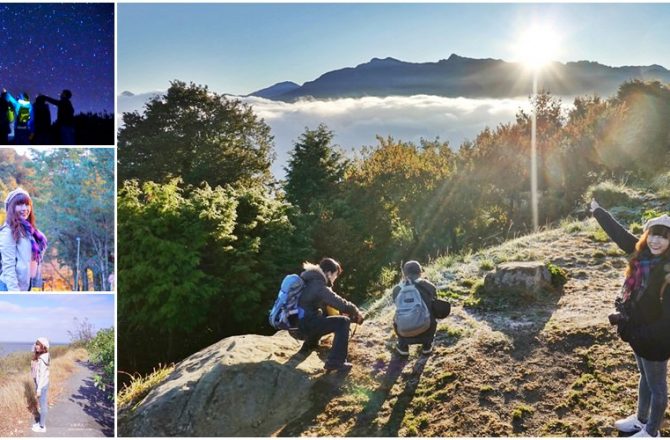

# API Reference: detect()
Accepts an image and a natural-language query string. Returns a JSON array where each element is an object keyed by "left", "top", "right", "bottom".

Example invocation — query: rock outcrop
[
  {"left": 119, "top": 332, "right": 325, "bottom": 437},
  {"left": 484, "top": 261, "right": 552, "bottom": 294}
]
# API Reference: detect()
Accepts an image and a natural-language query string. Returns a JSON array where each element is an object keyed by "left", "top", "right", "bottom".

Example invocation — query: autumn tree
[{"left": 29, "top": 149, "right": 114, "bottom": 290}]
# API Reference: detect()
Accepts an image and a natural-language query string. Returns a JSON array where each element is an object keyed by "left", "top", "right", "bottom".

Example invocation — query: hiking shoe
[
  {"left": 324, "top": 362, "right": 353, "bottom": 373},
  {"left": 31, "top": 425, "right": 46, "bottom": 433},
  {"left": 614, "top": 414, "right": 645, "bottom": 433},
  {"left": 632, "top": 428, "right": 660, "bottom": 437},
  {"left": 395, "top": 344, "right": 409, "bottom": 356},
  {"left": 421, "top": 344, "right": 433, "bottom": 355}
]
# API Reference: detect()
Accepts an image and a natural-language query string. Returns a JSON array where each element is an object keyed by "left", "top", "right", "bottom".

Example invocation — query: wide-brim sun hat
[{"left": 644, "top": 214, "right": 670, "bottom": 231}]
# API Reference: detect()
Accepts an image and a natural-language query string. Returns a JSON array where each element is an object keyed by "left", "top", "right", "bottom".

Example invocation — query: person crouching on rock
[
  {"left": 591, "top": 200, "right": 670, "bottom": 437},
  {"left": 297, "top": 257, "right": 364, "bottom": 372},
  {"left": 393, "top": 260, "right": 438, "bottom": 357}
]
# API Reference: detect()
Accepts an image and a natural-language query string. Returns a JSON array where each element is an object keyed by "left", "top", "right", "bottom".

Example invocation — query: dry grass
[
  {"left": 117, "top": 364, "right": 175, "bottom": 412},
  {"left": 0, "top": 347, "right": 87, "bottom": 437}
]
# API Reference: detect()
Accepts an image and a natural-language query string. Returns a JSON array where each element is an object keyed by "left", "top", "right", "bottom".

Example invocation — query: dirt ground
[{"left": 278, "top": 218, "right": 669, "bottom": 437}]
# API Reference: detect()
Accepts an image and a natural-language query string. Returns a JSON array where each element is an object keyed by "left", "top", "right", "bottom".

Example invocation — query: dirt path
[
  {"left": 28, "top": 360, "right": 113, "bottom": 437},
  {"left": 281, "top": 219, "right": 665, "bottom": 436}
]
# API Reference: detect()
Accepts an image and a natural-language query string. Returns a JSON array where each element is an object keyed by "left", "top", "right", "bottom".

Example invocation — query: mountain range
[{"left": 248, "top": 54, "right": 670, "bottom": 101}]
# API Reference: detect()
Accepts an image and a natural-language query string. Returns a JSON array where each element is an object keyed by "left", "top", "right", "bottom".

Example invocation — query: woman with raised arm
[{"left": 591, "top": 200, "right": 670, "bottom": 437}]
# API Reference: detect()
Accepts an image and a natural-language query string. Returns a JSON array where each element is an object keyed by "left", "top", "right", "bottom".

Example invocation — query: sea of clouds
[{"left": 119, "top": 92, "right": 561, "bottom": 178}]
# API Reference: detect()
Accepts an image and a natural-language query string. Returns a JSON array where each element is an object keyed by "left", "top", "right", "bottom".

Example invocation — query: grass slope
[{"left": 280, "top": 210, "right": 669, "bottom": 436}]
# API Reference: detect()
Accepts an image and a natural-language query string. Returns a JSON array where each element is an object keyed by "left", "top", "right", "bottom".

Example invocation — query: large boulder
[
  {"left": 119, "top": 332, "right": 325, "bottom": 437},
  {"left": 484, "top": 261, "right": 552, "bottom": 294}
]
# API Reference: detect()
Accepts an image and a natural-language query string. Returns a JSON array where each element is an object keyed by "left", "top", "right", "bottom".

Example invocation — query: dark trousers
[
  {"left": 395, "top": 319, "right": 437, "bottom": 350},
  {"left": 300, "top": 315, "right": 350, "bottom": 366}
]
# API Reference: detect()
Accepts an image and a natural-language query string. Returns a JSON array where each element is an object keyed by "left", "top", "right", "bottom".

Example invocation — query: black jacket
[
  {"left": 594, "top": 207, "right": 670, "bottom": 361},
  {"left": 298, "top": 264, "right": 360, "bottom": 320}
]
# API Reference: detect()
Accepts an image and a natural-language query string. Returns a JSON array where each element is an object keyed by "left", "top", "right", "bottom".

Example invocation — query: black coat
[
  {"left": 594, "top": 207, "right": 670, "bottom": 361},
  {"left": 298, "top": 265, "right": 360, "bottom": 320}
]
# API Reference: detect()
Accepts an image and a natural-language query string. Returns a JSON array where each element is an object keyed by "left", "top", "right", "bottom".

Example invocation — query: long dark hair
[{"left": 32, "top": 340, "right": 48, "bottom": 361}]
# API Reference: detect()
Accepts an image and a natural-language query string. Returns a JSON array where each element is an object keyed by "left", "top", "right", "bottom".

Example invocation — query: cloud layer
[{"left": 119, "top": 92, "right": 542, "bottom": 178}]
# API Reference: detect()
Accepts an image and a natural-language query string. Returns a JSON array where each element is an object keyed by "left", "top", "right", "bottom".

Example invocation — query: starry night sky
[{"left": 0, "top": 3, "right": 114, "bottom": 116}]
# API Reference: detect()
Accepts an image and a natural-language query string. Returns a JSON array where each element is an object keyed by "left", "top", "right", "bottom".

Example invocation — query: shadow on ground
[{"left": 68, "top": 361, "right": 114, "bottom": 437}]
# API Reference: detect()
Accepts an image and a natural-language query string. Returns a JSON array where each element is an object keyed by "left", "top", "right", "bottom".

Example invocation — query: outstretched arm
[
  {"left": 42, "top": 95, "right": 59, "bottom": 106},
  {"left": 321, "top": 286, "right": 363, "bottom": 323},
  {"left": 591, "top": 200, "right": 638, "bottom": 254},
  {"left": 5, "top": 90, "right": 17, "bottom": 107}
]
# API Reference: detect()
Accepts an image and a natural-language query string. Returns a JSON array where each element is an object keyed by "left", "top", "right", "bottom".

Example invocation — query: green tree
[
  {"left": 118, "top": 80, "right": 274, "bottom": 188},
  {"left": 319, "top": 137, "right": 454, "bottom": 299},
  {"left": 118, "top": 178, "right": 309, "bottom": 375},
  {"left": 284, "top": 124, "right": 348, "bottom": 214},
  {"left": 610, "top": 80, "right": 670, "bottom": 176}
]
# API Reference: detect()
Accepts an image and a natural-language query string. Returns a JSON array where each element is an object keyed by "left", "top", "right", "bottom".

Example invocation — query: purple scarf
[
  {"left": 621, "top": 250, "right": 661, "bottom": 302},
  {"left": 20, "top": 219, "right": 47, "bottom": 262}
]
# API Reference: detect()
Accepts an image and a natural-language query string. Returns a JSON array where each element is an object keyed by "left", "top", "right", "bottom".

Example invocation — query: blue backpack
[{"left": 269, "top": 274, "right": 306, "bottom": 331}]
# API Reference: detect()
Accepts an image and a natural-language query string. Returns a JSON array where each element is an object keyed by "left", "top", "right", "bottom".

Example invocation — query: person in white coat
[
  {"left": 31, "top": 337, "right": 50, "bottom": 433},
  {"left": 0, "top": 188, "right": 47, "bottom": 291}
]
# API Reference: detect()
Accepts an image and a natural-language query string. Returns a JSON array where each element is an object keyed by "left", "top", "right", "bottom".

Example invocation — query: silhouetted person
[
  {"left": 32, "top": 96, "right": 52, "bottom": 145},
  {"left": 0, "top": 90, "right": 11, "bottom": 145},
  {"left": 4, "top": 90, "right": 33, "bottom": 145},
  {"left": 43, "top": 89, "right": 74, "bottom": 144}
]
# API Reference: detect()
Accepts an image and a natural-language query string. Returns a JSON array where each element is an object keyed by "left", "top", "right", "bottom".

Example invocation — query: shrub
[
  {"left": 546, "top": 262, "right": 568, "bottom": 287},
  {"left": 87, "top": 328, "right": 114, "bottom": 400},
  {"left": 650, "top": 171, "right": 670, "bottom": 198},
  {"left": 585, "top": 181, "right": 637, "bottom": 208},
  {"left": 479, "top": 259, "right": 495, "bottom": 271}
]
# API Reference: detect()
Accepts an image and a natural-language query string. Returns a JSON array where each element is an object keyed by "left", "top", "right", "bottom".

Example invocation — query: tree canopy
[{"left": 118, "top": 80, "right": 275, "bottom": 188}]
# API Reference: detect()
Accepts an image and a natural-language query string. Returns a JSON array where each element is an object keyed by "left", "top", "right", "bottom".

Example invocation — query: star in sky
[{"left": 0, "top": 3, "right": 114, "bottom": 115}]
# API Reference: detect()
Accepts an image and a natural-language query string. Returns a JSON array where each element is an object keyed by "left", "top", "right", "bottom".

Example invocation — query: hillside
[{"left": 119, "top": 191, "right": 670, "bottom": 437}]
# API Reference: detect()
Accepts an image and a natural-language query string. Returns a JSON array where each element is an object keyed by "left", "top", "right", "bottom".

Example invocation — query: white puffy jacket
[
  {"left": 34, "top": 353, "right": 50, "bottom": 395},
  {"left": 0, "top": 223, "right": 32, "bottom": 291}
]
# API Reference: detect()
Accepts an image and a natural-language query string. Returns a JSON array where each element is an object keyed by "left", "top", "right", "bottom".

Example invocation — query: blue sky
[
  {"left": 0, "top": 295, "right": 114, "bottom": 343},
  {"left": 119, "top": 3, "right": 670, "bottom": 95}
]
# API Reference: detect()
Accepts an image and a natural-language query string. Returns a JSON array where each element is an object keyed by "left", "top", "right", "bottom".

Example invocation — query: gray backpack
[{"left": 394, "top": 279, "right": 431, "bottom": 337}]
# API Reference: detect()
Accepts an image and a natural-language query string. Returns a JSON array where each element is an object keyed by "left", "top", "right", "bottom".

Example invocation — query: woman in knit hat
[
  {"left": 0, "top": 188, "right": 48, "bottom": 291},
  {"left": 591, "top": 200, "right": 670, "bottom": 437},
  {"left": 30, "top": 337, "right": 50, "bottom": 433}
]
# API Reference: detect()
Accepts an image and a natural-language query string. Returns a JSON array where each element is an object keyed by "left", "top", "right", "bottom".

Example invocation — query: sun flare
[{"left": 516, "top": 25, "right": 561, "bottom": 70}]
